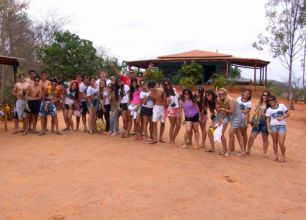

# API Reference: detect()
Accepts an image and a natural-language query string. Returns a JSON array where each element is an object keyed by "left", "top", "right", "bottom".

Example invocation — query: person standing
[
  {"left": 163, "top": 80, "right": 181, "bottom": 145},
  {"left": 63, "top": 81, "right": 79, "bottom": 132},
  {"left": 236, "top": 88, "right": 252, "bottom": 149},
  {"left": 140, "top": 81, "right": 154, "bottom": 142},
  {"left": 26, "top": 75, "right": 42, "bottom": 134},
  {"left": 195, "top": 87, "right": 208, "bottom": 148},
  {"left": 266, "top": 96, "right": 289, "bottom": 162},
  {"left": 11, "top": 73, "right": 29, "bottom": 134},
  {"left": 39, "top": 79, "right": 61, "bottom": 135},
  {"left": 86, "top": 77, "right": 99, "bottom": 134},
  {"left": 217, "top": 88, "right": 245, "bottom": 157},
  {"left": 150, "top": 84, "right": 167, "bottom": 144},
  {"left": 180, "top": 88, "right": 201, "bottom": 149},
  {"left": 246, "top": 91, "right": 271, "bottom": 157},
  {"left": 79, "top": 74, "right": 90, "bottom": 132}
]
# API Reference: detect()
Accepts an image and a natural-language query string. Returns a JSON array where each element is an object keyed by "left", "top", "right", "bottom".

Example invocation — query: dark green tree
[
  {"left": 37, "top": 31, "right": 104, "bottom": 81},
  {"left": 178, "top": 61, "right": 203, "bottom": 87},
  {"left": 230, "top": 67, "right": 242, "bottom": 78}
]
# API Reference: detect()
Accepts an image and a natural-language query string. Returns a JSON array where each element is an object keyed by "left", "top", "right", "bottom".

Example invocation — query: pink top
[{"left": 132, "top": 88, "right": 141, "bottom": 105}]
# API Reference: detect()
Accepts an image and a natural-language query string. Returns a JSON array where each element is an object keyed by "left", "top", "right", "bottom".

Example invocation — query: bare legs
[
  {"left": 246, "top": 132, "right": 269, "bottom": 157},
  {"left": 169, "top": 116, "right": 181, "bottom": 144},
  {"left": 199, "top": 121, "right": 207, "bottom": 147},
  {"left": 271, "top": 132, "right": 286, "bottom": 162},
  {"left": 182, "top": 122, "right": 199, "bottom": 149},
  {"left": 226, "top": 127, "right": 245, "bottom": 156},
  {"left": 88, "top": 107, "right": 97, "bottom": 134}
]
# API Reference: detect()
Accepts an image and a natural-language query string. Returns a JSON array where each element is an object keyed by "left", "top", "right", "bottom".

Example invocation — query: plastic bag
[
  {"left": 96, "top": 118, "right": 106, "bottom": 133},
  {"left": 213, "top": 124, "right": 223, "bottom": 143}
]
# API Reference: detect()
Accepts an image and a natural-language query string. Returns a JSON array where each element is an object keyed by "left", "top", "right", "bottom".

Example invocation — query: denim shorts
[
  {"left": 252, "top": 118, "right": 268, "bottom": 135},
  {"left": 270, "top": 125, "right": 286, "bottom": 134}
]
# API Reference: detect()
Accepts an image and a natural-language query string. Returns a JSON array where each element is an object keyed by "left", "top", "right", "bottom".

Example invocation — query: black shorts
[
  {"left": 64, "top": 104, "right": 74, "bottom": 110},
  {"left": 120, "top": 103, "right": 128, "bottom": 111},
  {"left": 80, "top": 101, "right": 88, "bottom": 115},
  {"left": 185, "top": 113, "right": 199, "bottom": 123},
  {"left": 28, "top": 100, "right": 41, "bottom": 115},
  {"left": 140, "top": 106, "right": 153, "bottom": 116}
]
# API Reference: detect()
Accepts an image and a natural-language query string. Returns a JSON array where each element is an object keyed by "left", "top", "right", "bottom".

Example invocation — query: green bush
[
  {"left": 143, "top": 68, "right": 164, "bottom": 83},
  {"left": 179, "top": 77, "right": 195, "bottom": 88},
  {"left": 230, "top": 67, "right": 242, "bottom": 78},
  {"left": 178, "top": 61, "right": 202, "bottom": 87},
  {"left": 210, "top": 73, "right": 227, "bottom": 89}
]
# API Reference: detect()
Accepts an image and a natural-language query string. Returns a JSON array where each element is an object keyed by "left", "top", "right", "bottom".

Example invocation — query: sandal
[
  {"left": 149, "top": 140, "right": 157, "bottom": 144},
  {"left": 218, "top": 151, "right": 226, "bottom": 155}
]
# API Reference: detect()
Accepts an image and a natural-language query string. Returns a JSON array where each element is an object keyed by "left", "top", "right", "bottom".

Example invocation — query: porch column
[
  {"left": 226, "top": 61, "right": 229, "bottom": 78},
  {"left": 265, "top": 66, "right": 268, "bottom": 86},
  {"left": 254, "top": 62, "right": 257, "bottom": 91}
]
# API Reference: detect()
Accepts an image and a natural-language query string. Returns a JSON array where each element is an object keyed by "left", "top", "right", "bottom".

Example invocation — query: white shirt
[
  {"left": 86, "top": 86, "right": 99, "bottom": 100},
  {"left": 236, "top": 96, "right": 252, "bottom": 114},
  {"left": 140, "top": 91, "right": 153, "bottom": 108},
  {"left": 266, "top": 104, "right": 288, "bottom": 126},
  {"left": 103, "top": 90, "right": 110, "bottom": 105},
  {"left": 79, "top": 83, "right": 88, "bottom": 101},
  {"left": 119, "top": 84, "right": 130, "bottom": 104},
  {"left": 64, "top": 88, "right": 76, "bottom": 105}
]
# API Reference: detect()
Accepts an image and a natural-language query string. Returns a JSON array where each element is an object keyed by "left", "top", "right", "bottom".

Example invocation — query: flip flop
[{"left": 149, "top": 140, "right": 157, "bottom": 144}]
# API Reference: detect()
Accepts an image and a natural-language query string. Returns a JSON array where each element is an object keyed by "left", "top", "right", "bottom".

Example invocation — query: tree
[
  {"left": 143, "top": 67, "right": 164, "bottom": 83},
  {"left": 36, "top": 31, "right": 104, "bottom": 81},
  {"left": 178, "top": 61, "right": 203, "bottom": 88},
  {"left": 253, "top": 0, "right": 306, "bottom": 98},
  {"left": 230, "top": 66, "right": 242, "bottom": 78}
]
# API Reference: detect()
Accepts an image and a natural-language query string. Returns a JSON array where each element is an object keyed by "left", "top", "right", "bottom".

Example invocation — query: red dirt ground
[{"left": 0, "top": 99, "right": 305, "bottom": 220}]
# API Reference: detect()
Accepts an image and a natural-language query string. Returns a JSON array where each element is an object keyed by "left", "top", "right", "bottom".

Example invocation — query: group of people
[{"left": 11, "top": 66, "right": 289, "bottom": 162}]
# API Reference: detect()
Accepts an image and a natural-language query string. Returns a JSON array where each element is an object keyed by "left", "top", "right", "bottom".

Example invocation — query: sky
[{"left": 28, "top": 0, "right": 304, "bottom": 82}]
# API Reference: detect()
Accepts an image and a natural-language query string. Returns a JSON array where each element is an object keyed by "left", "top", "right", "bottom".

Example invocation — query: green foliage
[
  {"left": 36, "top": 31, "right": 104, "bottom": 81},
  {"left": 179, "top": 77, "right": 195, "bottom": 88},
  {"left": 143, "top": 68, "right": 164, "bottom": 83},
  {"left": 230, "top": 67, "right": 242, "bottom": 78},
  {"left": 178, "top": 61, "right": 203, "bottom": 87},
  {"left": 1, "top": 78, "right": 14, "bottom": 103},
  {"left": 210, "top": 73, "right": 227, "bottom": 89}
]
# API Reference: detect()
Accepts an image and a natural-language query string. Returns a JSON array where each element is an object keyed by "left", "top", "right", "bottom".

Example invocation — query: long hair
[
  {"left": 242, "top": 88, "right": 252, "bottom": 101},
  {"left": 195, "top": 86, "right": 205, "bottom": 112},
  {"left": 163, "top": 79, "right": 175, "bottom": 97},
  {"left": 69, "top": 81, "right": 79, "bottom": 100},
  {"left": 217, "top": 88, "right": 231, "bottom": 109},
  {"left": 204, "top": 89, "right": 217, "bottom": 114},
  {"left": 129, "top": 78, "right": 139, "bottom": 101},
  {"left": 181, "top": 88, "right": 195, "bottom": 103},
  {"left": 99, "top": 79, "right": 107, "bottom": 96},
  {"left": 259, "top": 90, "right": 271, "bottom": 108},
  {"left": 115, "top": 78, "right": 124, "bottom": 101}
]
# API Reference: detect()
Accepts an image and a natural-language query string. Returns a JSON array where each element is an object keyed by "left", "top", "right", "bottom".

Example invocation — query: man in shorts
[
  {"left": 150, "top": 84, "right": 167, "bottom": 144},
  {"left": 39, "top": 79, "right": 61, "bottom": 135},
  {"left": 11, "top": 73, "right": 29, "bottom": 134},
  {"left": 79, "top": 74, "right": 90, "bottom": 132},
  {"left": 26, "top": 75, "right": 42, "bottom": 134}
]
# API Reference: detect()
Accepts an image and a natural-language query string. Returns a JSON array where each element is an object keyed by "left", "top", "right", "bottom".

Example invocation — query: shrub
[
  {"left": 210, "top": 73, "right": 227, "bottom": 89},
  {"left": 143, "top": 68, "right": 164, "bottom": 83},
  {"left": 178, "top": 61, "right": 202, "bottom": 87}
]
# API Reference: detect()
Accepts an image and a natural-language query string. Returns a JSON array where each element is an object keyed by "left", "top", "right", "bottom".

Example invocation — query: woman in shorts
[
  {"left": 140, "top": 81, "right": 154, "bottom": 141},
  {"left": 217, "top": 88, "right": 245, "bottom": 156},
  {"left": 63, "top": 81, "right": 79, "bottom": 132},
  {"left": 195, "top": 87, "right": 208, "bottom": 148},
  {"left": 236, "top": 88, "right": 252, "bottom": 149},
  {"left": 86, "top": 77, "right": 99, "bottom": 134},
  {"left": 163, "top": 80, "right": 181, "bottom": 145},
  {"left": 128, "top": 78, "right": 142, "bottom": 140},
  {"left": 265, "top": 95, "right": 289, "bottom": 162},
  {"left": 246, "top": 91, "right": 271, "bottom": 157},
  {"left": 180, "top": 88, "right": 200, "bottom": 149},
  {"left": 116, "top": 78, "right": 130, "bottom": 137}
]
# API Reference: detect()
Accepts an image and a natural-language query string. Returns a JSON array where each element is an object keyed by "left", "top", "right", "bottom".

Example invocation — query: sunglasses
[
  {"left": 218, "top": 93, "right": 225, "bottom": 96},
  {"left": 34, "top": 79, "right": 40, "bottom": 82},
  {"left": 262, "top": 94, "right": 268, "bottom": 96},
  {"left": 76, "top": 75, "right": 81, "bottom": 78},
  {"left": 268, "top": 99, "right": 276, "bottom": 102}
]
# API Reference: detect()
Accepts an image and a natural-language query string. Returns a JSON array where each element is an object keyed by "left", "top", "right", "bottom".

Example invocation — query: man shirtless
[
  {"left": 11, "top": 73, "right": 30, "bottom": 134},
  {"left": 150, "top": 84, "right": 167, "bottom": 144},
  {"left": 38, "top": 71, "right": 51, "bottom": 133},
  {"left": 26, "top": 75, "right": 42, "bottom": 134},
  {"left": 26, "top": 69, "right": 37, "bottom": 131}
]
